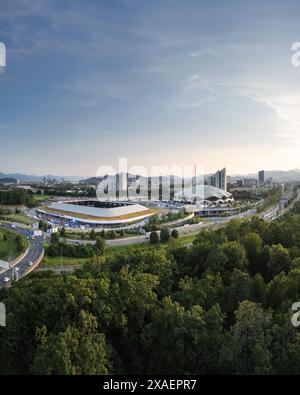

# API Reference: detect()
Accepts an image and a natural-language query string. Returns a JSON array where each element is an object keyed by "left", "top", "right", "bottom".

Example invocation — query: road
[
  {"left": 55, "top": 206, "right": 285, "bottom": 248},
  {"left": 0, "top": 224, "right": 44, "bottom": 287},
  {"left": 0, "top": 190, "right": 297, "bottom": 281}
]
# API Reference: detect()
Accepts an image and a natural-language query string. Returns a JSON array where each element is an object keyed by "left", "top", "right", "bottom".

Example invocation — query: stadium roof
[
  {"left": 48, "top": 202, "right": 150, "bottom": 218},
  {"left": 174, "top": 185, "right": 232, "bottom": 200},
  {"left": 38, "top": 201, "right": 157, "bottom": 225}
]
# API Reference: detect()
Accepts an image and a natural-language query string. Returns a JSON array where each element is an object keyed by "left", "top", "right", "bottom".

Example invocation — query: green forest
[
  {"left": 0, "top": 190, "right": 36, "bottom": 208},
  {"left": 1, "top": 205, "right": 300, "bottom": 375}
]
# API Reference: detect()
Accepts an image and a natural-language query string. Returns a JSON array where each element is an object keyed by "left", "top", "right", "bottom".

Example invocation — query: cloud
[
  {"left": 189, "top": 49, "right": 217, "bottom": 57},
  {"left": 58, "top": 77, "right": 132, "bottom": 108},
  {"left": 169, "top": 74, "right": 216, "bottom": 109},
  {"left": 188, "top": 44, "right": 245, "bottom": 58},
  {"left": 175, "top": 96, "right": 215, "bottom": 109},
  {"left": 239, "top": 88, "right": 300, "bottom": 152}
]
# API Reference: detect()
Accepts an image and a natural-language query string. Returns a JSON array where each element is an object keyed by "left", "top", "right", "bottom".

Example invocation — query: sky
[{"left": 1, "top": 0, "right": 300, "bottom": 176}]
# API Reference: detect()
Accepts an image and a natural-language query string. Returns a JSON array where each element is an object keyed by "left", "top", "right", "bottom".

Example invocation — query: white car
[
  {"left": 28, "top": 261, "right": 33, "bottom": 267},
  {"left": 3, "top": 277, "right": 10, "bottom": 283},
  {"left": 15, "top": 267, "right": 20, "bottom": 272}
]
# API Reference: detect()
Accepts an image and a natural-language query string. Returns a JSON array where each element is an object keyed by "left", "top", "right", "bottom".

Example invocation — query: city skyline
[{"left": 1, "top": 0, "right": 300, "bottom": 175}]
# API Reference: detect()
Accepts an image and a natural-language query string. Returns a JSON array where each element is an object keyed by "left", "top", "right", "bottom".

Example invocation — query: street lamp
[{"left": 60, "top": 244, "right": 63, "bottom": 272}]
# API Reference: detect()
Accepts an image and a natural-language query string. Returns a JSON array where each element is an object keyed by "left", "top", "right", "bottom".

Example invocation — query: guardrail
[{"left": 22, "top": 249, "right": 45, "bottom": 278}]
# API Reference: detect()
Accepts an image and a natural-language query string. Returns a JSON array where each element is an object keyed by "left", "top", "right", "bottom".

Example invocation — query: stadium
[
  {"left": 174, "top": 185, "right": 234, "bottom": 206},
  {"left": 37, "top": 200, "right": 158, "bottom": 228}
]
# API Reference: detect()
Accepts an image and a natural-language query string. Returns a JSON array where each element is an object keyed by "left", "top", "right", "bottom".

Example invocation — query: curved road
[
  {"left": 0, "top": 224, "right": 44, "bottom": 287},
  {"left": 0, "top": 190, "right": 297, "bottom": 282}
]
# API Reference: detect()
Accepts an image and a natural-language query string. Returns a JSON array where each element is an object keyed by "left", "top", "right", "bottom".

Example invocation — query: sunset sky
[{"left": 1, "top": 0, "right": 300, "bottom": 176}]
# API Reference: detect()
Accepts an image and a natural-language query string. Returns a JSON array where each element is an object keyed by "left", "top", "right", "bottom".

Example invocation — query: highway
[
  {"left": 51, "top": 205, "right": 284, "bottom": 248},
  {"left": 0, "top": 190, "right": 297, "bottom": 282},
  {"left": 0, "top": 224, "right": 44, "bottom": 287}
]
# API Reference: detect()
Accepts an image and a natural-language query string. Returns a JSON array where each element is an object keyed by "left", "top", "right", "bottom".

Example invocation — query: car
[
  {"left": 3, "top": 277, "right": 10, "bottom": 283},
  {"left": 14, "top": 267, "right": 20, "bottom": 272},
  {"left": 28, "top": 261, "right": 33, "bottom": 267}
]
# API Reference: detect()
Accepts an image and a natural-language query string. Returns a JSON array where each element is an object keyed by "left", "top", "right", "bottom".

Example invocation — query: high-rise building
[
  {"left": 258, "top": 170, "right": 265, "bottom": 185},
  {"left": 209, "top": 168, "right": 227, "bottom": 191},
  {"left": 243, "top": 178, "right": 257, "bottom": 188}
]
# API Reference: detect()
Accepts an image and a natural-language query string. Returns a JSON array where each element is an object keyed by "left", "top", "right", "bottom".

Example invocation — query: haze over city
[{"left": 1, "top": 0, "right": 300, "bottom": 176}]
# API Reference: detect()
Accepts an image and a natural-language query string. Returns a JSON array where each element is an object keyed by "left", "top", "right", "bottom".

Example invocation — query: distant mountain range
[
  {"left": 0, "top": 177, "right": 17, "bottom": 184},
  {"left": 0, "top": 172, "right": 83, "bottom": 183},
  {"left": 82, "top": 174, "right": 189, "bottom": 187},
  {"left": 231, "top": 169, "right": 300, "bottom": 182},
  {"left": 83, "top": 169, "right": 300, "bottom": 185},
  {"left": 1, "top": 169, "right": 300, "bottom": 184}
]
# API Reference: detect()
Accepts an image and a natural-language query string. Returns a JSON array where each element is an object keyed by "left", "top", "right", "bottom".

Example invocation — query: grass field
[
  {"left": 42, "top": 232, "right": 197, "bottom": 267},
  {"left": 42, "top": 255, "right": 91, "bottom": 266},
  {"left": 34, "top": 194, "right": 50, "bottom": 203},
  {"left": 4, "top": 213, "right": 33, "bottom": 225},
  {"left": 0, "top": 228, "right": 23, "bottom": 261}
]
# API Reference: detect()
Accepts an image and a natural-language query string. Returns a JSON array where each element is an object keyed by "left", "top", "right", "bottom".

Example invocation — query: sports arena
[
  {"left": 174, "top": 185, "right": 234, "bottom": 206},
  {"left": 37, "top": 200, "right": 158, "bottom": 228}
]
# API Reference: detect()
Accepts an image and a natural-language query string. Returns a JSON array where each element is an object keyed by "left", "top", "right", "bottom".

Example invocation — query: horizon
[{"left": 1, "top": 167, "right": 300, "bottom": 179}]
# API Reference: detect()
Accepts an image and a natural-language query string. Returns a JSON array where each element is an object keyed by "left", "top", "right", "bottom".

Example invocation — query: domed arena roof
[{"left": 174, "top": 185, "right": 233, "bottom": 203}]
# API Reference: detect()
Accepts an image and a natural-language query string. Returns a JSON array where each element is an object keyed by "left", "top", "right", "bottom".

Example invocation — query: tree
[
  {"left": 251, "top": 273, "right": 267, "bottom": 304},
  {"left": 50, "top": 232, "right": 60, "bottom": 244},
  {"left": 267, "top": 244, "right": 291, "bottom": 279},
  {"left": 160, "top": 227, "right": 170, "bottom": 243},
  {"left": 241, "top": 232, "right": 263, "bottom": 275},
  {"left": 60, "top": 227, "right": 66, "bottom": 238},
  {"left": 143, "top": 297, "right": 225, "bottom": 374},
  {"left": 15, "top": 235, "right": 25, "bottom": 252},
  {"left": 267, "top": 272, "right": 289, "bottom": 308},
  {"left": 149, "top": 231, "right": 159, "bottom": 244},
  {"left": 100, "top": 230, "right": 106, "bottom": 239},
  {"left": 107, "top": 230, "right": 117, "bottom": 239},
  {"left": 94, "top": 237, "right": 106, "bottom": 256},
  {"left": 224, "top": 301, "right": 272, "bottom": 374},
  {"left": 33, "top": 311, "right": 113, "bottom": 374},
  {"left": 89, "top": 229, "right": 96, "bottom": 240},
  {"left": 171, "top": 229, "right": 179, "bottom": 239},
  {"left": 221, "top": 241, "right": 248, "bottom": 272},
  {"left": 205, "top": 247, "right": 228, "bottom": 274},
  {"left": 39, "top": 220, "right": 48, "bottom": 232},
  {"left": 2, "top": 207, "right": 300, "bottom": 375}
]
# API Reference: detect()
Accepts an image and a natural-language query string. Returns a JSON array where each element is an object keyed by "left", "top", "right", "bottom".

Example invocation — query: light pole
[{"left": 60, "top": 244, "right": 63, "bottom": 272}]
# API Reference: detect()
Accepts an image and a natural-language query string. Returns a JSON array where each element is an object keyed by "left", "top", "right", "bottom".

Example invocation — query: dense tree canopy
[
  {"left": 0, "top": 190, "right": 36, "bottom": 207},
  {"left": 1, "top": 211, "right": 300, "bottom": 374}
]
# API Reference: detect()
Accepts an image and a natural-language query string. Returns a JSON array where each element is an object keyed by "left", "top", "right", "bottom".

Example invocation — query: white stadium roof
[
  {"left": 174, "top": 185, "right": 233, "bottom": 201},
  {"left": 38, "top": 201, "right": 156, "bottom": 225},
  {"left": 48, "top": 202, "right": 149, "bottom": 218}
]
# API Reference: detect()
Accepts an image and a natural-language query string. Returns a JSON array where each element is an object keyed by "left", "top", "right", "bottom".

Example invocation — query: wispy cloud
[
  {"left": 169, "top": 74, "right": 216, "bottom": 109},
  {"left": 57, "top": 78, "right": 132, "bottom": 108},
  {"left": 188, "top": 44, "right": 245, "bottom": 58}
]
